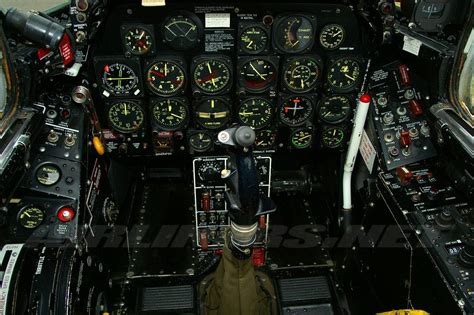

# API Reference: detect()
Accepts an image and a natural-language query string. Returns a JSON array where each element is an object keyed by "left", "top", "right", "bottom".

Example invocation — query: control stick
[{"left": 217, "top": 126, "right": 276, "bottom": 257}]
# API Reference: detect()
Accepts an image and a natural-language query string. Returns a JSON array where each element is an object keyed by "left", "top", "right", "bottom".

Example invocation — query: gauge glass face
[
  {"left": 291, "top": 129, "right": 313, "bottom": 149},
  {"left": 275, "top": 16, "right": 314, "bottom": 53},
  {"left": 319, "top": 95, "right": 352, "bottom": 124},
  {"left": 152, "top": 99, "right": 188, "bottom": 130},
  {"left": 195, "top": 98, "right": 231, "bottom": 129},
  {"left": 198, "top": 161, "right": 223, "bottom": 182},
  {"left": 102, "top": 63, "right": 138, "bottom": 94},
  {"left": 238, "top": 98, "right": 273, "bottom": 129},
  {"left": 279, "top": 96, "right": 313, "bottom": 127},
  {"left": 163, "top": 15, "right": 200, "bottom": 50},
  {"left": 319, "top": 24, "right": 345, "bottom": 50},
  {"left": 18, "top": 206, "right": 44, "bottom": 229},
  {"left": 240, "top": 59, "right": 277, "bottom": 92},
  {"left": 108, "top": 101, "right": 145, "bottom": 133},
  {"left": 146, "top": 60, "right": 185, "bottom": 96},
  {"left": 283, "top": 57, "right": 321, "bottom": 93},
  {"left": 124, "top": 27, "right": 153, "bottom": 55},
  {"left": 240, "top": 25, "right": 268, "bottom": 54},
  {"left": 189, "top": 132, "right": 213, "bottom": 152},
  {"left": 36, "top": 164, "right": 61, "bottom": 186},
  {"left": 193, "top": 60, "right": 231, "bottom": 94},
  {"left": 255, "top": 129, "right": 277, "bottom": 150},
  {"left": 327, "top": 58, "right": 361, "bottom": 92},
  {"left": 322, "top": 127, "right": 346, "bottom": 148}
]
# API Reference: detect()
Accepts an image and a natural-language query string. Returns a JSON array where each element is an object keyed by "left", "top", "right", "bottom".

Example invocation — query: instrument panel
[{"left": 92, "top": 3, "right": 365, "bottom": 156}]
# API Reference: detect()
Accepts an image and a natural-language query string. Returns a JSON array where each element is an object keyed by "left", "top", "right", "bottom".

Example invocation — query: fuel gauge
[
  {"left": 18, "top": 206, "right": 44, "bottom": 229},
  {"left": 290, "top": 128, "right": 313, "bottom": 149},
  {"left": 321, "top": 126, "right": 346, "bottom": 148}
]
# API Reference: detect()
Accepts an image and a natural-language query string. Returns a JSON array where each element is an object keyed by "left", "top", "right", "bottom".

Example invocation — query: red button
[
  {"left": 57, "top": 207, "right": 75, "bottom": 222},
  {"left": 409, "top": 100, "right": 423, "bottom": 117},
  {"left": 201, "top": 192, "right": 211, "bottom": 212},
  {"left": 400, "top": 130, "right": 411, "bottom": 147},
  {"left": 252, "top": 247, "right": 265, "bottom": 267}
]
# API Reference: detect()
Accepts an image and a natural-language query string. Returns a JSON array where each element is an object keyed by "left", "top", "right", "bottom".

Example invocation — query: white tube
[{"left": 342, "top": 94, "right": 372, "bottom": 210}]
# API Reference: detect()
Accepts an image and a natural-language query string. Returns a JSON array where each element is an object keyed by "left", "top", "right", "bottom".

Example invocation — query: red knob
[
  {"left": 400, "top": 130, "right": 411, "bottom": 147},
  {"left": 398, "top": 64, "right": 411, "bottom": 86},
  {"left": 57, "top": 207, "right": 75, "bottom": 222},
  {"left": 200, "top": 230, "right": 209, "bottom": 251},
  {"left": 201, "top": 192, "right": 210, "bottom": 212},
  {"left": 409, "top": 99, "right": 423, "bottom": 117}
]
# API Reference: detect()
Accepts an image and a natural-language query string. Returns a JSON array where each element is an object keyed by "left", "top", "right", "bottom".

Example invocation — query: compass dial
[
  {"left": 102, "top": 63, "right": 138, "bottom": 95},
  {"left": 279, "top": 96, "right": 314, "bottom": 127}
]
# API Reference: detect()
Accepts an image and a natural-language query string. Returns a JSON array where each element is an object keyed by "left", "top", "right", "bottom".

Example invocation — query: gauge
[
  {"left": 195, "top": 98, "right": 231, "bottom": 130},
  {"left": 239, "top": 58, "right": 277, "bottom": 92},
  {"left": 283, "top": 56, "right": 322, "bottom": 93},
  {"left": 321, "top": 126, "right": 346, "bottom": 148},
  {"left": 108, "top": 101, "right": 145, "bottom": 133},
  {"left": 273, "top": 15, "right": 315, "bottom": 53},
  {"left": 189, "top": 131, "right": 213, "bottom": 153},
  {"left": 327, "top": 57, "right": 362, "bottom": 92},
  {"left": 319, "top": 24, "right": 345, "bottom": 50},
  {"left": 198, "top": 161, "right": 224, "bottom": 182},
  {"left": 18, "top": 206, "right": 44, "bottom": 229},
  {"left": 238, "top": 98, "right": 273, "bottom": 129},
  {"left": 102, "top": 63, "right": 138, "bottom": 94},
  {"left": 151, "top": 98, "right": 189, "bottom": 130},
  {"left": 290, "top": 128, "right": 313, "bottom": 149},
  {"left": 123, "top": 26, "right": 154, "bottom": 55},
  {"left": 146, "top": 60, "right": 185, "bottom": 96},
  {"left": 193, "top": 58, "right": 231, "bottom": 94},
  {"left": 255, "top": 129, "right": 277, "bottom": 150},
  {"left": 162, "top": 14, "right": 202, "bottom": 50},
  {"left": 319, "top": 95, "right": 352, "bottom": 124},
  {"left": 239, "top": 25, "right": 269, "bottom": 54},
  {"left": 36, "top": 164, "right": 61, "bottom": 186},
  {"left": 279, "top": 96, "right": 314, "bottom": 127}
]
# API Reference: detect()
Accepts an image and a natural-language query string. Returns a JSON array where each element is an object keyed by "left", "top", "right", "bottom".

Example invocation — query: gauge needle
[
  {"left": 344, "top": 74, "right": 355, "bottom": 81},
  {"left": 106, "top": 77, "right": 135, "bottom": 80},
  {"left": 246, "top": 40, "right": 254, "bottom": 49},
  {"left": 239, "top": 112, "right": 255, "bottom": 116},
  {"left": 139, "top": 31, "right": 145, "bottom": 39},
  {"left": 184, "top": 25, "right": 196, "bottom": 36},
  {"left": 171, "top": 113, "right": 184, "bottom": 119},
  {"left": 300, "top": 135, "right": 311, "bottom": 140},
  {"left": 207, "top": 62, "right": 212, "bottom": 74},
  {"left": 164, "top": 63, "right": 168, "bottom": 76},
  {"left": 324, "top": 111, "right": 332, "bottom": 117},
  {"left": 300, "top": 80, "right": 305, "bottom": 89},
  {"left": 165, "top": 25, "right": 178, "bottom": 36},
  {"left": 332, "top": 31, "right": 342, "bottom": 37},
  {"left": 291, "top": 40, "right": 300, "bottom": 47},
  {"left": 168, "top": 101, "right": 172, "bottom": 112},
  {"left": 250, "top": 62, "right": 267, "bottom": 81},
  {"left": 23, "top": 212, "right": 31, "bottom": 217},
  {"left": 123, "top": 104, "right": 128, "bottom": 115}
]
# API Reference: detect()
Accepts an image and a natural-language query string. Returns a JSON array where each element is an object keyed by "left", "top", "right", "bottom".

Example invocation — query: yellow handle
[
  {"left": 377, "top": 310, "right": 429, "bottom": 315},
  {"left": 93, "top": 136, "right": 105, "bottom": 156}
]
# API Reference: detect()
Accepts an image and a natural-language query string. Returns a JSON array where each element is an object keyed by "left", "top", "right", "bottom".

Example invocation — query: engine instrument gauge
[
  {"left": 162, "top": 13, "right": 202, "bottom": 50},
  {"left": 283, "top": 56, "right": 322, "bottom": 93},
  {"left": 238, "top": 98, "right": 273, "bottom": 129},
  {"left": 239, "top": 25, "right": 269, "bottom": 54},
  {"left": 239, "top": 58, "right": 277, "bottom": 92},
  {"left": 321, "top": 126, "right": 346, "bottom": 148},
  {"left": 18, "top": 206, "right": 44, "bottom": 229},
  {"left": 273, "top": 15, "right": 315, "bottom": 54},
  {"left": 102, "top": 63, "right": 138, "bottom": 95},
  {"left": 193, "top": 58, "right": 231, "bottom": 95},
  {"left": 319, "top": 24, "right": 345, "bottom": 50},
  {"left": 146, "top": 60, "right": 185, "bottom": 96},
  {"left": 151, "top": 98, "right": 189, "bottom": 130},
  {"left": 255, "top": 129, "right": 277, "bottom": 150},
  {"left": 195, "top": 98, "right": 231, "bottom": 130},
  {"left": 108, "top": 100, "right": 145, "bottom": 133},
  {"left": 279, "top": 96, "right": 314, "bottom": 127},
  {"left": 318, "top": 95, "right": 352, "bottom": 124},
  {"left": 197, "top": 160, "right": 223, "bottom": 182},
  {"left": 327, "top": 57, "right": 362, "bottom": 92},
  {"left": 123, "top": 25, "right": 154, "bottom": 55},
  {"left": 189, "top": 131, "right": 213, "bottom": 153},
  {"left": 36, "top": 164, "right": 61, "bottom": 186},
  {"left": 290, "top": 128, "right": 313, "bottom": 149}
]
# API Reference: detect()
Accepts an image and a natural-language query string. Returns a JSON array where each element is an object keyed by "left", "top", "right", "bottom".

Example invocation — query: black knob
[
  {"left": 434, "top": 209, "right": 454, "bottom": 231},
  {"left": 458, "top": 243, "right": 474, "bottom": 268},
  {"left": 234, "top": 126, "right": 255, "bottom": 148}
]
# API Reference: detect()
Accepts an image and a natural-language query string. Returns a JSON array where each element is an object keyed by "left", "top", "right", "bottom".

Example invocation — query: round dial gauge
[
  {"left": 291, "top": 128, "right": 313, "bottom": 149},
  {"left": 36, "top": 164, "right": 61, "bottom": 186},
  {"left": 321, "top": 126, "right": 346, "bottom": 148},
  {"left": 146, "top": 60, "right": 185, "bottom": 96},
  {"left": 124, "top": 26, "right": 153, "bottom": 55},
  {"left": 198, "top": 161, "right": 223, "bottom": 182},
  {"left": 319, "top": 24, "right": 345, "bottom": 50},
  {"left": 255, "top": 129, "right": 277, "bottom": 150},
  {"left": 327, "top": 58, "right": 362, "bottom": 92},
  {"left": 195, "top": 98, "right": 231, "bottom": 130},
  {"left": 279, "top": 96, "right": 314, "bottom": 127},
  {"left": 151, "top": 98, "right": 189, "bottom": 130},
  {"left": 189, "top": 132, "right": 213, "bottom": 153},
  {"left": 162, "top": 14, "right": 201, "bottom": 50},
  {"left": 193, "top": 59, "right": 231, "bottom": 94},
  {"left": 274, "top": 15, "right": 315, "bottom": 53},
  {"left": 319, "top": 95, "right": 352, "bottom": 124},
  {"left": 240, "top": 25, "right": 268, "bottom": 54},
  {"left": 283, "top": 57, "right": 321, "bottom": 93},
  {"left": 18, "top": 206, "right": 44, "bottom": 229},
  {"left": 102, "top": 63, "right": 138, "bottom": 94},
  {"left": 239, "top": 59, "right": 277, "bottom": 92},
  {"left": 238, "top": 98, "right": 273, "bottom": 129},
  {"left": 108, "top": 101, "right": 145, "bottom": 133}
]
